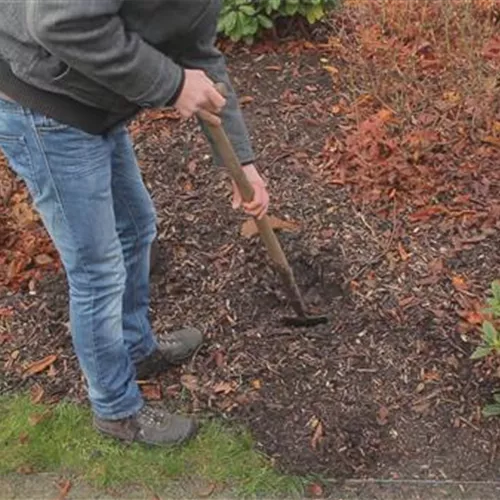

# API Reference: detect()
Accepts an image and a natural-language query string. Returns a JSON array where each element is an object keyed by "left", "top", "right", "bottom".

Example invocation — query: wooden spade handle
[
  {"left": 203, "top": 122, "right": 289, "bottom": 270},
  {"left": 200, "top": 83, "right": 307, "bottom": 317}
]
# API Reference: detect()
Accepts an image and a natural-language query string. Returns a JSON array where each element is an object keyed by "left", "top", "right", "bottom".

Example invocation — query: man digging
[{"left": 0, "top": 1, "right": 269, "bottom": 445}]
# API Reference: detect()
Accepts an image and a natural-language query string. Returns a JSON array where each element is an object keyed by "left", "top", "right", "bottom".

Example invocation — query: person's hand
[
  {"left": 174, "top": 69, "right": 226, "bottom": 126},
  {"left": 231, "top": 164, "right": 269, "bottom": 220}
]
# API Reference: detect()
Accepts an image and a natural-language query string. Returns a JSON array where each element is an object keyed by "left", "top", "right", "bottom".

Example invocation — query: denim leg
[
  {"left": 0, "top": 99, "right": 143, "bottom": 419},
  {"left": 109, "top": 126, "right": 158, "bottom": 363}
]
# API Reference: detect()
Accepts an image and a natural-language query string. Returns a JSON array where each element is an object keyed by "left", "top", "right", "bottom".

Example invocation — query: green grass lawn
[{"left": 0, "top": 395, "right": 303, "bottom": 497}]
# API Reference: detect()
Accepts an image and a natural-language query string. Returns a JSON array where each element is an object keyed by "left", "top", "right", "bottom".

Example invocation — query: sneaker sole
[
  {"left": 135, "top": 352, "right": 198, "bottom": 380},
  {"left": 93, "top": 420, "right": 198, "bottom": 447}
]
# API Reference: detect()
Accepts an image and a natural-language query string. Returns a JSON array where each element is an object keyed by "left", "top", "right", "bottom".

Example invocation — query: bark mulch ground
[{"left": 2, "top": 3, "right": 500, "bottom": 484}]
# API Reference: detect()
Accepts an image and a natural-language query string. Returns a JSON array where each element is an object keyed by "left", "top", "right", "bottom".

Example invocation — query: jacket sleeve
[
  {"left": 178, "top": 27, "right": 256, "bottom": 166},
  {"left": 26, "top": 0, "right": 184, "bottom": 107}
]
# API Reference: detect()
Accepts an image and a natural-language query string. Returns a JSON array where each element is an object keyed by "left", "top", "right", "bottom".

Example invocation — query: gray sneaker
[
  {"left": 94, "top": 404, "right": 197, "bottom": 446},
  {"left": 135, "top": 328, "right": 203, "bottom": 380}
]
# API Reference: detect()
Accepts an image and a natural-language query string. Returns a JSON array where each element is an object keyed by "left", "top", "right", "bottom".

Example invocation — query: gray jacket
[{"left": 0, "top": 0, "right": 254, "bottom": 164}]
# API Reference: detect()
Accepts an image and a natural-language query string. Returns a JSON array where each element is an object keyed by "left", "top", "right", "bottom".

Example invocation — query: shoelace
[
  {"left": 137, "top": 406, "right": 169, "bottom": 426},
  {"left": 161, "top": 337, "right": 183, "bottom": 350}
]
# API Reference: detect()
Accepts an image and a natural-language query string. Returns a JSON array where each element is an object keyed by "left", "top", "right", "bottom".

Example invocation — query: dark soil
[{"left": 2, "top": 42, "right": 500, "bottom": 482}]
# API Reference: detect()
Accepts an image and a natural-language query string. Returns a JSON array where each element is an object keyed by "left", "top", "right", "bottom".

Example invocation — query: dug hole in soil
[{"left": 2, "top": 38, "right": 500, "bottom": 482}]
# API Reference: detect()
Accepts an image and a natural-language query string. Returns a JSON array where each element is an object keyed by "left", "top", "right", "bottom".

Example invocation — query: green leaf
[
  {"left": 282, "top": 1, "right": 299, "bottom": 15},
  {"left": 229, "top": 11, "right": 248, "bottom": 41},
  {"left": 493, "top": 393, "right": 500, "bottom": 404},
  {"left": 483, "top": 403, "right": 500, "bottom": 417},
  {"left": 258, "top": 14, "right": 274, "bottom": 28},
  {"left": 236, "top": 11, "right": 247, "bottom": 27},
  {"left": 219, "top": 0, "right": 337, "bottom": 42},
  {"left": 243, "top": 16, "right": 259, "bottom": 35},
  {"left": 217, "top": 17, "right": 226, "bottom": 33},
  {"left": 470, "top": 345, "right": 492, "bottom": 360},
  {"left": 239, "top": 4, "right": 256, "bottom": 16},
  {"left": 482, "top": 321, "right": 498, "bottom": 345},
  {"left": 305, "top": 3, "right": 324, "bottom": 23},
  {"left": 225, "top": 11, "right": 238, "bottom": 32},
  {"left": 492, "top": 281, "right": 500, "bottom": 300}
]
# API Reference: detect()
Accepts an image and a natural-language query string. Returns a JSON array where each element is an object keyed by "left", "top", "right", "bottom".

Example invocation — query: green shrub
[
  {"left": 470, "top": 320, "right": 500, "bottom": 360},
  {"left": 471, "top": 282, "right": 500, "bottom": 361},
  {"left": 218, "top": 0, "right": 338, "bottom": 43},
  {"left": 485, "top": 280, "right": 500, "bottom": 318},
  {"left": 470, "top": 281, "right": 500, "bottom": 417},
  {"left": 483, "top": 393, "right": 500, "bottom": 418}
]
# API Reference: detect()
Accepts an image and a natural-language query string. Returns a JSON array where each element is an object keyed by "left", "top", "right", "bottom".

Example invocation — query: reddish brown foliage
[
  {"left": 315, "top": 0, "right": 500, "bottom": 227},
  {"left": 0, "top": 155, "right": 60, "bottom": 292}
]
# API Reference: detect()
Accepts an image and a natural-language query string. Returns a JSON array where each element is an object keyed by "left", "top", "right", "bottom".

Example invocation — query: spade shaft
[
  {"left": 199, "top": 87, "right": 328, "bottom": 326},
  {"left": 205, "top": 122, "right": 309, "bottom": 319}
]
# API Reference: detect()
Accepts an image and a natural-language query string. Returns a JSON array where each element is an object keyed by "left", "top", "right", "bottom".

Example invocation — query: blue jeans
[{"left": 0, "top": 97, "right": 157, "bottom": 419}]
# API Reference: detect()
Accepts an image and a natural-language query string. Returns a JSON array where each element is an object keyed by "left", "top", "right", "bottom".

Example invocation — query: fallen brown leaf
[
  {"left": 452, "top": 275, "right": 467, "bottom": 290},
  {"left": 34, "top": 253, "right": 53, "bottom": 266},
  {"left": 481, "top": 135, "right": 500, "bottom": 148},
  {"left": 320, "top": 228, "right": 334, "bottom": 239},
  {"left": 16, "top": 465, "right": 34, "bottom": 474},
  {"left": 398, "top": 296, "right": 416, "bottom": 308},
  {"left": 377, "top": 108, "right": 396, "bottom": 123},
  {"left": 443, "top": 90, "right": 461, "bottom": 103},
  {"left": 140, "top": 383, "right": 162, "bottom": 401},
  {"left": 323, "top": 64, "right": 339, "bottom": 75},
  {"left": 24, "top": 354, "right": 57, "bottom": 377},
  {"left": 412, "top": 401, "right": 431, "bottom": 414},
  {"left": 56, "top": 479, "right": 72, "bottom": 500},
  {"left": 180, "top": 374, "right": 199, "bottom": 392},
  {"left": 0, "top": 333, "right": 12, "bottom": 345},
  {"left": 482, "top": 36, "right": 500, "bottom": 61},
  {"left": 235, "top": 393, "right": 251, "bottom": 405},
  {"left": 311, "top": 421, "right": 324, "bottom": 450},
  {"left": 165, "top": 384, "right": 181, "bottom": 397},
  {"left": 214, "top": 350, "right": 225, "bottom": 368},
  {"left": 422, "top": 369, "right": 440, "bottom": 382},
  {"left": 29, "top": 409, "right": 53, "bottom": 427},
  {"left": 212, "top": 381, "right": 235, "bottom": 395},
  {"left": 19, "top": 432, "right": 29, "bottom": 444},
  {"left": 47, "top": 362, "right": 58, "bottom": 378},
  {"left": 11, "top": 201, "right": 38, "bottom": 226},
  {"left": 195, "top": 481, "right": 217, "bottom": 498},
  {"left": 216, "top": 397, "right": 237, "bottom": 412},
  {"left": 461, "top": 310, "right": 484, "bottom": 325},
  {"left": 397, "top": 242, "right": 410, "bottom": 261},
  {"left": 239, "top": 96, "right": 254, "bottom": 106},
  {"left": 251, "top": 379, "right": 262, "bottom": 390},
  {"left": 376, "top": 406, "right": 389, "bottom": 425},
  {"left": 307, "top": 482, "right": 324, "bottom": 497},
  {"left": 241, "top": 215, "right": 299, "bottom": 238},
  {"left": 408, "top": 205, "right": 448, "bottom": 222},
  {"left": 0, "top": 306, "right": 14, "bottom": 318}
]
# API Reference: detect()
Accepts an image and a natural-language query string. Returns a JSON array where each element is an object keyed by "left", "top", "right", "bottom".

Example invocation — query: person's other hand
[
  {"left": 231, "top": 164, "right": 269, "bottom": 220},
  {"left": 174, "top": 69, "right": 226, "bottom": 126}
]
